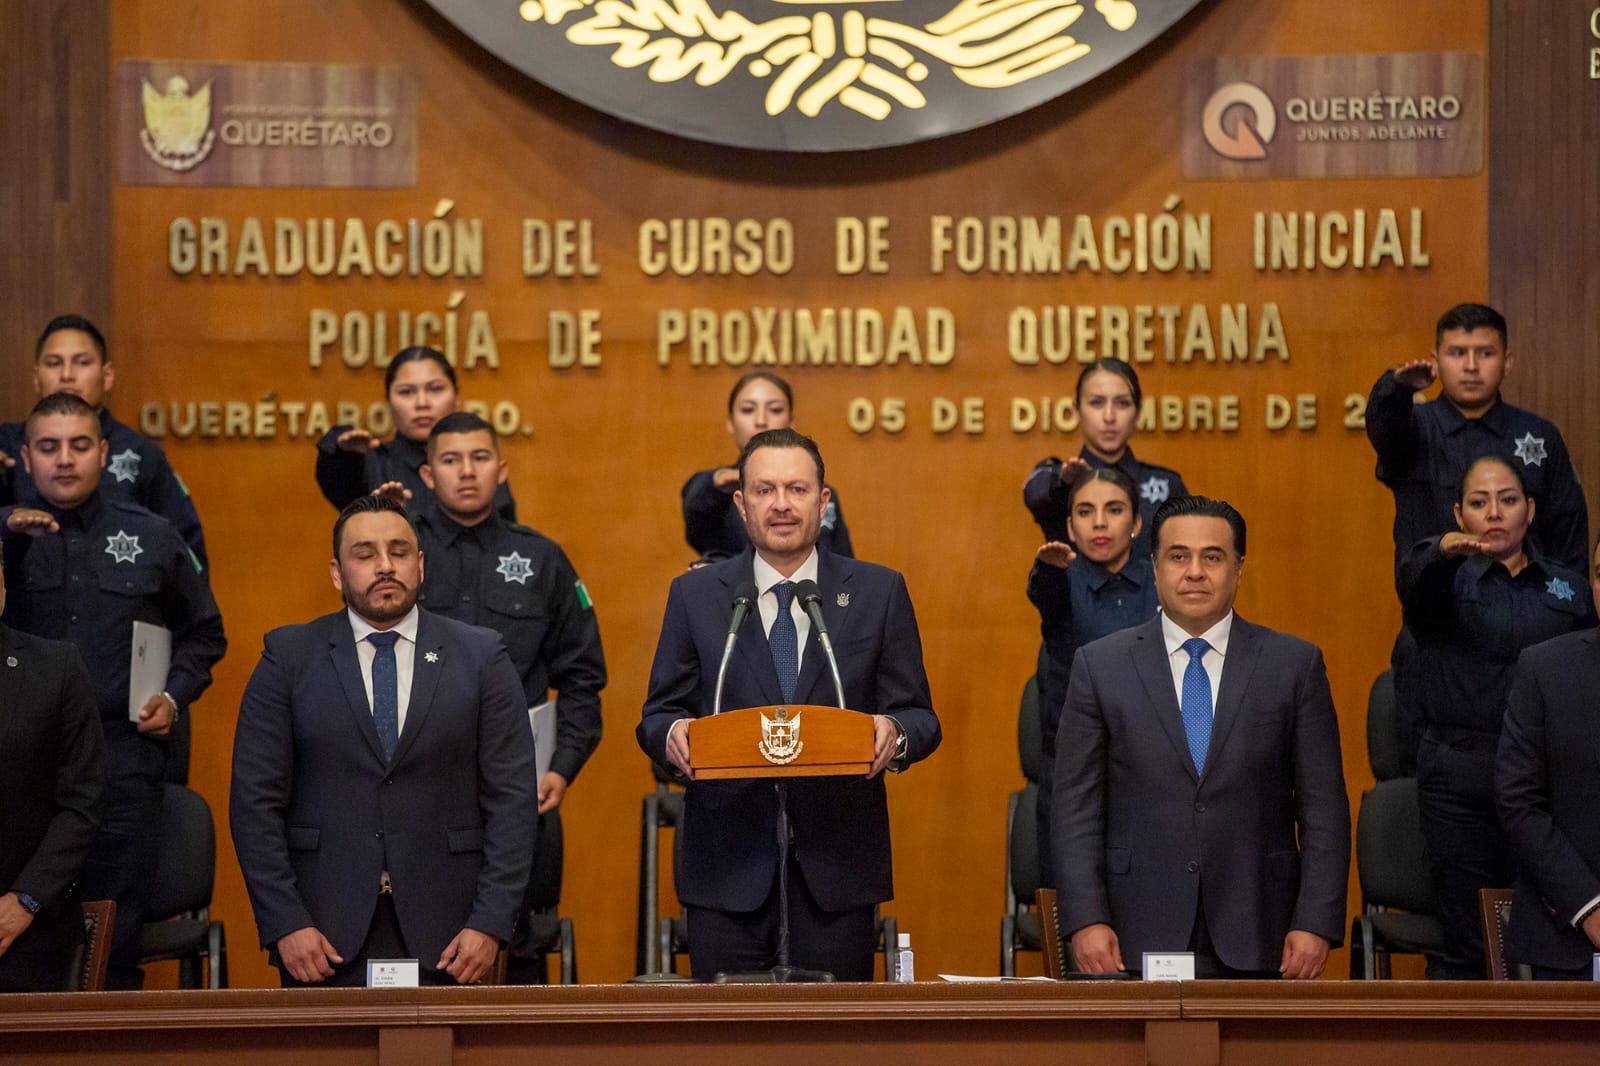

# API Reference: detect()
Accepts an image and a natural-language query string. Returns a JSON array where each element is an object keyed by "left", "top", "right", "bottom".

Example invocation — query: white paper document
[
  {"left": 129, "top": 621, "right": 171, "bottom": 722},
  {"left": 529, "top": 699, "right": 556, "bottom": 780}
]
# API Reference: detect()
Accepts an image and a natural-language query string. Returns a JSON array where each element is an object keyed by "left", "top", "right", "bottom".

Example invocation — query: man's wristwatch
[
  {"left": 161, "top": 690, "right": 179, "bottom": 715},
  {"left": 15, "top": 892, "right": 41, "bottom": 915},
  {"left": 893, "top": 725, "right": 909, "bottom": 761}
]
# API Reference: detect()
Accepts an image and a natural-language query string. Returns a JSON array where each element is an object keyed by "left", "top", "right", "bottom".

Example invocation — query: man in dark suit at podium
[
  {"left": 639, "top": 428, "right": 940, "bottom": 981},
  {"left": 1498, "top": 541, "right": 1600, "bottom": 979},
  {"left": 230, "top": 496, "right": 536, "bottom": 986},
  {"left": 1056, "top": 495, "right": 1350, "bottom": 979}
]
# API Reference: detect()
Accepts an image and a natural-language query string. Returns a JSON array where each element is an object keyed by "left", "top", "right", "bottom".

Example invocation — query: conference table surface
[{"left": 4, "top": 980, "right": 1599, "bottom": 1065}]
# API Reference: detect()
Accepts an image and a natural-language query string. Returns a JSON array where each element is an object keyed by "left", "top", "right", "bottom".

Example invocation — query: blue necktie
[
  {"left": 1180, "top": 637, "right": 1213, "bottom": 774},
  {"left": 368, "top": 631, "right": 400, "bottom": 761},
  {"left": 770, "top": 582, "right": 798, "bottom": 704}
]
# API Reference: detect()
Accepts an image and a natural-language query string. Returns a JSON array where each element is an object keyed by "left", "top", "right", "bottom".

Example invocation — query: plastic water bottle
[{"left": 894, "top": 932, "right": 914, "bottom": 982}]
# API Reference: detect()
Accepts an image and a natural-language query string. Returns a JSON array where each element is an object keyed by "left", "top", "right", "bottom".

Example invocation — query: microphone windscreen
[
  {"left": 792, "top": 579, "right": 822, "bottom": 607},
  {"left": 732, "top": 580, "right": 758, "bottom": 608}
]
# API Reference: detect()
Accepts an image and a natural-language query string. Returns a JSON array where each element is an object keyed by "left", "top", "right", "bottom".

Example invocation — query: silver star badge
[
  {"left": 1547, "top": 577, "right": 1575, "bottom": 602},
  {"left": 107, "top": 448, "right": 141, "bottom": 484},
  {"left": 425, "top": 651, "right": 439, "bottom": 663},
  {"left": 1140, "top": 476, "right": 1170, "bottom": 505},
  {"left": 104, "top": 530, "right": 144, "bottom": 564},
  {"left": 496, "top": 551, "right": 534, "bottom": 585},
  {"left": 1513, "top": 432, "right": 1547, "bottom": 467}
]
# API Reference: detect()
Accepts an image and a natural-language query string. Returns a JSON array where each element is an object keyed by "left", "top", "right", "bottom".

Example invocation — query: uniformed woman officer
[
  {"left": 681, "top": 371, "right": 852, "bottom": 562},
  {"left": 1030, "top": 465, "right": 1159, "bottom": 889},
  {"left": 314, "top": 346, "right": 516, "bottom": 519},
  {"left": 1022, "top": 358, "right": 1186, "bottom": 558},
  {"left": 1400, "top": 453, "right": 1594, "bottom": 978}
]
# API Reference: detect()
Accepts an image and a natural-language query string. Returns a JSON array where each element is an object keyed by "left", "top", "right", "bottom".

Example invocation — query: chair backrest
[
  {"left": 146, "top": 784, "right": 216, "bottom": 920},
  {"left": 1035, "top": 888, "right": 1064, "bottom": 979},
  {"left": 1355, "top": 778, "right": 1435, "bottom": 914},
  {"left": 1007, "top": 783, "right": 1040, "bottom": 909},
  {"left": 1018, "top": 676, "right": 1043, "bottom": 785},
  {"left": 77, "top": 900, "right": 116, "bottom": 992},
  {"left": 1479, "top": 887, "right": 1515, "bottom": 980},
  {"left": 1367, "top": 670, "right": 1405, "bottom": 782},
  {"left": 527, "top": 807, "right": 565, "bottom": 912}
]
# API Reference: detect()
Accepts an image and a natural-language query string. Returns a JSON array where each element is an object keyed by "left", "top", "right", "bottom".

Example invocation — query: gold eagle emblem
[{"left": 140, "top": 76, "right": 216, "bottom": 171}]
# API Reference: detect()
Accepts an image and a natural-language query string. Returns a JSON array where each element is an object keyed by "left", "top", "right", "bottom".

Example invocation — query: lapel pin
[
  {"left": 425, "top": 651, "right": 439, "bottom": 663},
  {"left": 836, "top": 593, "right": 850, "bottom": 608}
]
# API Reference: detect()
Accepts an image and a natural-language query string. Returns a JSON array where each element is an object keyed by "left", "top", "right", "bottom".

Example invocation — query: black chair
[
  {"left": 1349, "top": 776, "right": 1445, "bottom": 978},
  {"left": 1000, "top": 781, "right": 1042, "bottom": 976},
  {"left": 1018, "top": 675, "right": 1043, "bottom": 785},
  {"left": 636, "top": 766, "right": 684, "bottom": 977},
  {"left": 1367, "top": 669, "right": 1406, "bottom": 781},
  {"left": 137, "top": 784, "right": 227, "bottom": 988},
  {"left": 507, "top": 808, "right": 577, "bottom": 984}
]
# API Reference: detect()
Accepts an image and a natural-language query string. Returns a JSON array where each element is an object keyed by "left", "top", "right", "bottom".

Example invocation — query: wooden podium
[{"left": 688, "top": 705, "right": 874, "bottom": 779}]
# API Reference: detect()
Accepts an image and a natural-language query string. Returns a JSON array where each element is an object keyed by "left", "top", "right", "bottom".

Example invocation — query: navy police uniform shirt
[
  {"left": 1022, "top": 447, "right": 1187, "bottom": 560},
  {"left": 1027, "top": 554, "right": 1158, "bottom": 753},
  {"left": 414, "top": 507, "right": 605, "bottom": 784},
  {"left": 316, "top": 426, "right": 517, "bottom": 522},
  {"left": 1, "top": 409, "right": 210, "bottom": 574},
  {"left": 681, "top": 466, "right": 853, "bottom": 563},
  {"left": 1367, "top": 371, "right": 1589, "bottom": 574},
  {"left": 1398, "top": 536, "right": 1593, "bottom": 738},
  {"left": 0, "top": 491, "right": 226, "bottom": 730}
]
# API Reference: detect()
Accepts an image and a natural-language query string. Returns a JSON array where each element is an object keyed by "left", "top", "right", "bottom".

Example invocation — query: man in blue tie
[
  {"left": 639, "top": 428, "right": 940, "bottom": 981},
  {"left": 230, "top": 495, "right": 536, "bottom": 986},
  {"left": 1055, "top": 495, "right": 1350, "bottom": 979}
]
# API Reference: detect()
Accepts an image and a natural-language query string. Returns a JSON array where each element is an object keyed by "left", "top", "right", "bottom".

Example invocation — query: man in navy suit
[
  {"left": 639, "top": 428, "right": 940, "bottom": 981},
  {"left": 1497, "top": 539, "right": 1600, "bottom": 979},
  {"left": 230, "top": 495, "right": 536, "bottom": 986},
  {"left": 1056, "top": 495, "right": 1349, "bottom": 978}
]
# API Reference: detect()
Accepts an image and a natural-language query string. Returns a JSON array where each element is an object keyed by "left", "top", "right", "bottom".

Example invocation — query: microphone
[
  {"left": 713, "top": 581, "right": 758, "bottom": 716},
  {"left": 793, "top": 579, "right": 846, "bottom": 710}
]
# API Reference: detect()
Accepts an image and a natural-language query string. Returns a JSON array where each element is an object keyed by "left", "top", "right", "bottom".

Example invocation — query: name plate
[
  {"left": 367, "top": 959, "right": 420, "bottom": 987},
  {"left": 1142, "top": 952, "right": 1196, "bottom": 981}
]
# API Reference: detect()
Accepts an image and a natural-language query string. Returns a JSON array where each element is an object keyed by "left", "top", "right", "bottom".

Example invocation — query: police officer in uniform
[
  {"left": 1022, "top": 360, "right": 1187, "bottom": 558},
  {"left": 315, "top": 346, "right": 516, "bottom": 521},
  {"left": 1, "top": 393, "right": 226, "bottom": 989},
  {"left": 682, "top": 372, "right": 852, "bottom": 563},
  {"left": 1399, "top": 455, "right": 1592, "bottom": 978},
  {"left": 407, "top": 411, "right": 604, "bottom": 983}
]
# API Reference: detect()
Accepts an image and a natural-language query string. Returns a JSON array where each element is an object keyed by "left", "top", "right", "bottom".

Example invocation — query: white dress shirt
[
  {"left": 752, "top": 549, "right": 819, "bottom": 674},
  {"left": 1160, "top": 609, "right": 1233, "bottom": 712},
  {"left": 348, "top": 606, "right": 419, "bottom": 735}
]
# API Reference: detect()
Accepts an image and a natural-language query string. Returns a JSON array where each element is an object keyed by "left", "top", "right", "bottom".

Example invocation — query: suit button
[
  {"left": 375, "top": 831, "right": 384, "bottom": 839},
  {"left": 1187, "top": 861, "right": 1198, "bottom": 873},
  {"left": 1194, "top": 802, "right": 1206, "bottom": 813},
  {"left": 384, "top": 777, "right": 394, "bottom": 785}
]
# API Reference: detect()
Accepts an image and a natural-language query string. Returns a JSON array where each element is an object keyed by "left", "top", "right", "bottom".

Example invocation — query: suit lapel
[
  {"left": 1206, "top": 616, "right": 1262, "bottom": 778},
  {"left": 727, "top": 556, "right": 784, "bottom": 708},
  {"left": 392, "top": 611, "right": 444, "bottom": 764},
  {"left": 0, "top": 626, "right": 24, "bottom": 744},
  {"left": 796, "top": 551, "right": 852, "bottom": 707},
  {"left": 1130, "top": 617, "right": 1198, "bottom": 784},
  {"left": 329, "top": 615, "right": 387, "bottom": 766}
]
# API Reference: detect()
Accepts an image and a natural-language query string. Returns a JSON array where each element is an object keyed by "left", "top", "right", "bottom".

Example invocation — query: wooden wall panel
[
  {"left": 1489, "top": 1, "right": 1600, "bottom": 538},
  {"left": 100, "top": 0, "right": 1489, "bottom": 987},
  {"left": 0, "top": 1, "right": 111, "bottom": 408}
]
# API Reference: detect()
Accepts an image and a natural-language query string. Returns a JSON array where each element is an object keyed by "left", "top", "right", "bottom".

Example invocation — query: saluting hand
[
  {"left": 1393, "top": 359, "right": 1437, "bottom": 391},
  {"left": 5, "top": 508, "right": 60, "bottom": 537},
  {"left": 1057, "top": 457, "right": 1091, "bottom": 485},
  {"left": 1036, "top": 541, "right": 1078, "bottom": 569},
  {"left": 712, "top": 467, "right": 740, "bottom": 494},
  {"left": 370, "top": 481, "right": 413, "bottom": 506},
  {"left": 1440, "top": 531, "right": 1490, "bottom": 557},
  {"left": 336, "top": 428, "right": 380, "bottom": 454},
  {"left": 0, "top": 448, "right": 13, "bottom": 471}
]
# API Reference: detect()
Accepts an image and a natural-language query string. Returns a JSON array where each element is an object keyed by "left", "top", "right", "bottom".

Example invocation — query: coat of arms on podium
[{"left": 759, "top": 707, "right": 804, "bottom": 765}]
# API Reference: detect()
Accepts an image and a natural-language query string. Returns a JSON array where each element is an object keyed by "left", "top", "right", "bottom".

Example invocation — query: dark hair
[
  {"left": 737, "top": 427, "right": 824, "bottom": 488},
  {"left": 1150, "top": 495, "right": 1247, "bottom": 559},
  {"left": 332, "top": 494, "right": 416, "bottom": 557},
  {"left": 384, "top": 346, "right": 458, "bottom": 394},
  {"left": 1075, "top": 358, "right": 1142, "bottom": 410},
  {"left": 1456, "top": 453, "right": 1528, "bottom": 504},
  {"left": 427, "top": 410, "right": 498, "bottom": 457},
  {"left": 1435, "top": 303, "right": 1507, "bottom": 350},
  {"left": 36, "top": 314, "right": 108, "bottom": 363},
  {"left": 727, "top": 372, "right": 793, "bottom": 415},
  {"left": 25, "top": 392, "right": 101, "bottom": 440},
  {"left": 1066, "top": 465, "right": 1139, "bottom": 511}
]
